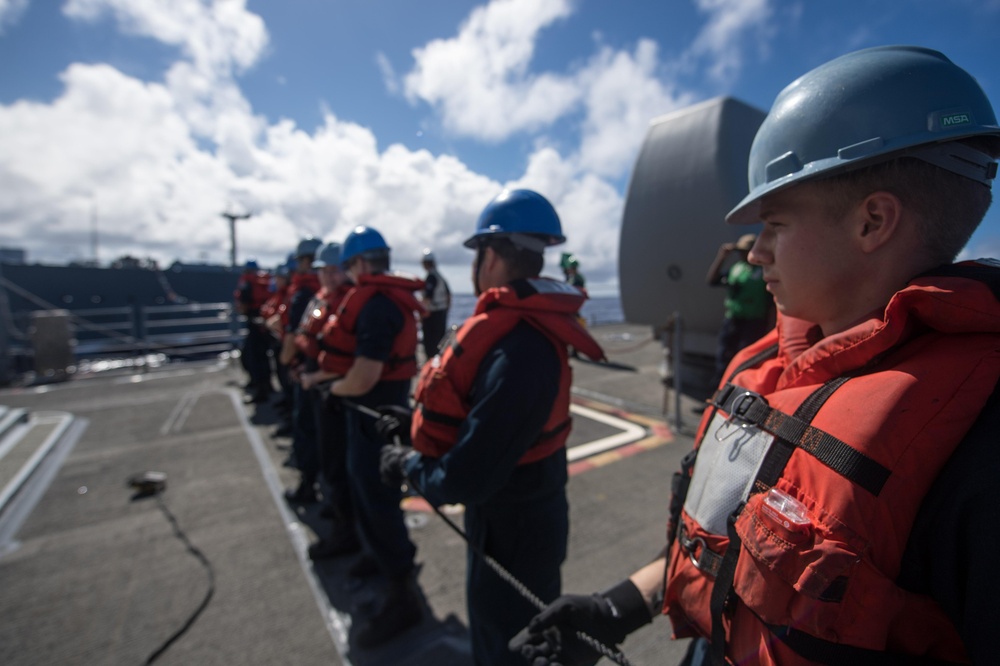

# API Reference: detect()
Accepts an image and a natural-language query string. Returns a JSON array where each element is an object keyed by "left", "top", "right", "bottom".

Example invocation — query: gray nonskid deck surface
[{"left": 0, "top": 323, "right": 701, "bottom": 665}]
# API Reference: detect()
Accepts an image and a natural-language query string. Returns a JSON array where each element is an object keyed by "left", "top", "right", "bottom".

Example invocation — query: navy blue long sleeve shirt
[{"left": 406, "top": 320, "right": 566, "bottom": 508}]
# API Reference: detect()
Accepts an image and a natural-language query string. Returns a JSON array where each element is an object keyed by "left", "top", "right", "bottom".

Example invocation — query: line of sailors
[{"left": 233, "top": 189, "right": 604, "bottom": 662}]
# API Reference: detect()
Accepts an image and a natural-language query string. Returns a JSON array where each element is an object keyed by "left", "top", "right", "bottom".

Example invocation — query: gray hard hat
[
  {"left": 296, "top": 236, "right": 323, "bottom": 258},
  {"left": 728, "top": 45, "right": 1000, "bottom": 225},
  {"left": 313, "top": 242, "right": 342, "bottom": 268}
]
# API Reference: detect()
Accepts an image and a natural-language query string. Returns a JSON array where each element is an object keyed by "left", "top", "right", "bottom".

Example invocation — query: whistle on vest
[{"left": 760, "top": 487, "right": 811, "bottom": 537}]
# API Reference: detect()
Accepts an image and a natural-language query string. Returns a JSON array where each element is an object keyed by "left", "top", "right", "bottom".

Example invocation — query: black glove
[
  {"left": 508, "top": 579, "right": 653, "bottom": 666},
  {"left": 374, "top": 404, "right": 413, "bottom": 445},
  {"left": 380, "top": 443, "right": 415, "bottom": 488},
  {"left": 323, "top": 393, "right": 343, "bottom": 412}
]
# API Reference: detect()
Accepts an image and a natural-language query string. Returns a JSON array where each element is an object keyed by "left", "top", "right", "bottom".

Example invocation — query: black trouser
[
  {"left": 465, "top": 492, "right": 568, "bottom": 666},
  {"left": 312, "top": 390, "right": 354, "bottom": 525},
  {"left": 272, "top": 338, "right": 292, "bottom": 403},
  {"left": 422, "top": 309, "right": 448, "bottom": 359},
  {"left": 345, "top": 388, "right": 417, "bottom": 578},
  {"left": 242, "top": 324, "right": 273, "bottom": 393},
  {"left": 292, "top": 382, "right": 318, "bottom": 485}
]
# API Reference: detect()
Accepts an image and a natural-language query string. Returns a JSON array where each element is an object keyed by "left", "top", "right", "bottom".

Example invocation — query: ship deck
[{"left": 0, "top": 323, "right": 706, "bottom": 666}]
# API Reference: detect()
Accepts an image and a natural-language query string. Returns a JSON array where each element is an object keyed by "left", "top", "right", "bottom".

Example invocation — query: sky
[{"left": 1, "top": 0, "right": 999, "bottom": 295}]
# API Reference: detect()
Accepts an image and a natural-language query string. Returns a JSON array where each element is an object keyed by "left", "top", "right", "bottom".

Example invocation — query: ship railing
[{"left": 5, "top": 301, "right": 245, "bottom": 367}]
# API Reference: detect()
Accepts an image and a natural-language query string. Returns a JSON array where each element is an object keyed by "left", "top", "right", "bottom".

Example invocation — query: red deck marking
[
  {"left": 401, "top": 495, "right": 433, "bottom": 513},
  {"left": 566, "top": 395, "right": 674, "bottom": 478}
]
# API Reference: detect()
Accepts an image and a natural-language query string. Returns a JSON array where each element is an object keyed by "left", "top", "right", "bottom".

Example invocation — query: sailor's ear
[{"left": 855, "top": 190, "right": 903, "bottom": 253}]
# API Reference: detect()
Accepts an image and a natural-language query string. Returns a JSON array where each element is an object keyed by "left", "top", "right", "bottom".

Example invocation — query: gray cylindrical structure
[
  {"left": 30, "top": 310, "right": 74, "bottom": 380},
  {"left": 619, "top": 97, "right": 766, "bottom": 356}
]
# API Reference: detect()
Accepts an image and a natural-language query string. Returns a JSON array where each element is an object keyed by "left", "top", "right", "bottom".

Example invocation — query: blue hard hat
[
  {"left": 244, "top": 258, "right": 259, "bottom": 270},
  {"left": 464, "top": 189, "right": 565, "bottom": 251},
  {"left": 275, "top": 252, "right": 296, "bottom": 276},
  {"left": 296, "top": 236, "right": 323, "bottom": 258},
  {"left": 341, "top": 226, "right": 390, "bottom": 265},
  {"left": 313, "top": 242, "right": 342, "bottom": 268},
  {"left": 728, "top": 45, "right": 1000, "bottom": 224}
]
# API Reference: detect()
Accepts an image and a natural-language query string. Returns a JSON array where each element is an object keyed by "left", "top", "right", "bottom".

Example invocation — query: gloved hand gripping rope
[{"left": 339, "top": 397, "right": 640, "bottom": 666}]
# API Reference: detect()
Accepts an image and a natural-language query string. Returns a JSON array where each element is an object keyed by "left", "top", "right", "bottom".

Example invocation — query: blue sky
[{"left": 1, "top": 0, "right": 999, "bottom": 295}]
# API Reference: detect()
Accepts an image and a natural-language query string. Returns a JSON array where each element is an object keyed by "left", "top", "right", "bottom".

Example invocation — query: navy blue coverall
[
  {"left": 347, "top": 293, "right": 419, "bottom": 578},
  {"left": 404, "top": 321, "right": 567, "bottom": 666},
  {"left": 287, "top": 282, "right": 319, "bottom": 488}
]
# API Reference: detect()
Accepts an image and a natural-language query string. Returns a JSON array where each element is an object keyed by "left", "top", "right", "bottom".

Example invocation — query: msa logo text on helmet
[{"left": 941, "top": 112, "right": 972, "bottom": 127}]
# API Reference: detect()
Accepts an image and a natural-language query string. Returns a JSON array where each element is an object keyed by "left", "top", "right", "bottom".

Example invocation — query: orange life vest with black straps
[
  {"left": 663, "top": 262, "right": 1000, "bottom": 665},
  {"left": 266, "top": 272, "right": 320, "bottom": 341},
  {"left": 315, "top": 273, "right": 426, "bottom": 380},
  {"left": 411, "top": 277, "right": 606, "bottom": 465},
  {"left": 288, "top": 271, "right": 321, "bottom": 304},
  {"left": 294, "top": 284, "right": 352, "bottom": 360},
  {"left": 259, "top": 283, "right": 289, "bottom": 323},
  {"left": 234, "top": 271, "right": 273, "bottom": 311}
]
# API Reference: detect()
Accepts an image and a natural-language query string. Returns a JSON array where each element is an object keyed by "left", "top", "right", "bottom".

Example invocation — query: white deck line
[
  {"left": 159, "top": 391, "right": 199, "bottom": 436},
  {"left": 227, "top": 389, "right": 647, "bottom": 663},
  {"left": 0, "top": 413, "right": 86, "bottom": 557},
  {"left": 567, "top": 404, "right": 648, "bottom": 462},
  {"left": 226, "top": 388, "right": 353, "bottom": 664},
  {"left": 0, "top": 417, "right": 29, "bottom": 462},
  {"left": 0, "top": 412, "right": 76, "bottom": 510}
]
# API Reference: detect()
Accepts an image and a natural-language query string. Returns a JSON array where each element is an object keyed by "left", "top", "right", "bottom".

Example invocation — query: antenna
[{"left": 220, "top": 210, "right": 253, "bottom": 268}]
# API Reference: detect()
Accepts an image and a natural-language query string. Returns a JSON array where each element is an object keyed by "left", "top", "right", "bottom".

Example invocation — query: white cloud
[
  {"left": 958, "top": 233, "right": 1000, "bottom": 263},
  {"left": 575, "top": 39, "right": 695, "bottom": 178},
  {"left": 506, "top": 147, "right": 623, "bottom": 286},
  {"left": 0, "top": 61, "right": 506, "bottom": 272},
  {"left": 398, "top": 0, "right": 774, "bottom": 170},
  {"left": 395, "top": 0, "right": 694, "bottom": 277},
  {"left": 0, "top": 0, "right": 788, "bottom": 294},
  {"left": 403, "top": 0, "right": 579, "bottom": 141},
  {"left": 62, "top": 0, "right": 270, "bottom": 147},
  {"left": 376, "top": 51, "right": 399, "bottom": 95},
  {"left": 63, "top": 0, "right": 268, "bottom": 78},
  {"left": 0, "top": 0, "right": 29, "bottom": 33},
  {"left": 0, "top": 63, "right": 233, "bottom": 263},
  {"left": 685, "top": 0, "right": 775, "bottom": 83}
]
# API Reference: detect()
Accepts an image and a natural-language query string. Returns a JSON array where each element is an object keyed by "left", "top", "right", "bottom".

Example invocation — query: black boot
[
  {"left": 319, "top": 501, "right": 346, "bottom": 520},
  {"left": 353, "top": 572, "right": 423, "bottom": 648},
  {"left": 347, "top": 553, "right": 380, "bottom": 578},
  {"left": 307, "top": 528, "right": 361, "bottom": 560},
  {"left": 284, "top": 479, "right": 318, "bottom": 504},
  {"left": 244, "top": 382, "right": 272, "bottom": 404}
]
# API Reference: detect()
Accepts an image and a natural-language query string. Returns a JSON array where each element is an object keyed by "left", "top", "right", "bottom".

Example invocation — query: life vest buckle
[
  {"left": 713, "top": 384, "right": 768, "bottom": 428},
  {"left": 730, "top": 390, "right": 764, "bottom": 424},
  {"left": 678, "top": 524, "right": 723, "bottom": 577}
]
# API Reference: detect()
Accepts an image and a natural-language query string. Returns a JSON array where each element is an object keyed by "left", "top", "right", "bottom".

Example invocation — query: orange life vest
[
  {"left": 288, "top": 272, "right": 321, "bottom": 303},
  {"left": 294, "top": 284, "right": 351, "bottom": 360},
  {"left": 664, "top": 262, "right": 1000, "bottom": 665},
  {"left": 411, "top": 277, "right": 606, "bottom": 465},
  {"left": 315, "top": 273, "right": 426, "bottom": 380},
  {"left": 265, "top": 272, "right": 320, "bottom": 340},
  {"left": 234, "top": 271, "right": 273, "bottom": 311},
  {"left": 259, "top": 284, "right": 289, "bottom": 323}
]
